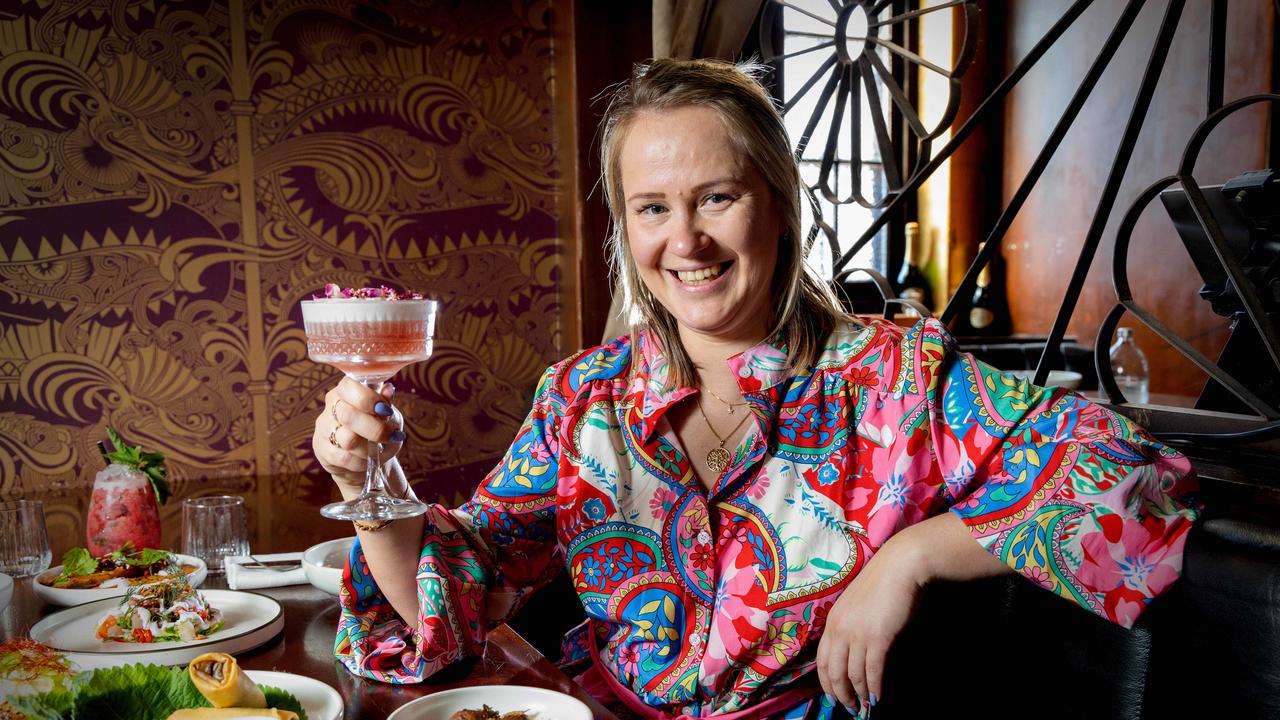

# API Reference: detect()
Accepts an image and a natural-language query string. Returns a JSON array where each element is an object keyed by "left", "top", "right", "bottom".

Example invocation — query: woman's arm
[
  {"left": 338, "top": 459, "right": 425, "bottom": 625},
  {"left": 316, "top": 366, "right": 567, "bottom": 684},
  {"left": 816, "top": 511, "right": 1010, "bottom": 713},
  {"left": 818, "top": 318, "right": 1198, "bottom": 715},
  {"left": 315, "top": 378, "right": 423, "bottom": 624},
  {"left": 892, "top": 509, "right": 1013, "bottom": 583}
]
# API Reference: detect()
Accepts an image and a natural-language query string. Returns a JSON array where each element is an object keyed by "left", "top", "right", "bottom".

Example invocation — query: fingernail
[
  {"left": 869, "top": 693, "right": 878, "bottom": 707},
  {"left": 374, "top": 401, "right": 393, "bottom": 416},
  {"left": 384, "top": 382, "right": 395, "bottom": 397},
  {"left": 843, "top": 706, "right": 860, "bottom": 718},
  {"left": 389, "top": 430, "right": 406, "bottom": 443}
]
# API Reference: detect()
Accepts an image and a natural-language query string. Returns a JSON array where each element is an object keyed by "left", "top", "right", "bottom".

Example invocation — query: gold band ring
[
  {"left": 331, "top": 399, "right": 342, "bottom": 427},
  {"left": 328, "top": 428, "right": 341, "bottom": 449}
]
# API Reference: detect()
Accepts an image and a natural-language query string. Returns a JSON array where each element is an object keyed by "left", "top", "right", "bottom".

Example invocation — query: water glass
[
  {"left": 0, "top": 500, "right": 52, "bottom": 577},
  {"left": 182, "top": 495, "right": 250, "bottom": 574}
]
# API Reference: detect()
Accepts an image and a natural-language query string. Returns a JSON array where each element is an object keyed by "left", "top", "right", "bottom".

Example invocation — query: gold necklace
[
  {"left": 695, "top": 399, "right": 751, "bottom": 474},
  {"left": 703, "top": 386, "right": 749, "bottom": 415}
]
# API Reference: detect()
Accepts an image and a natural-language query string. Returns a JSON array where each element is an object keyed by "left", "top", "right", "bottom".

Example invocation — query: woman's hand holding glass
[{"left": 313, "top": 377, "right": 406, "bottom": 497}]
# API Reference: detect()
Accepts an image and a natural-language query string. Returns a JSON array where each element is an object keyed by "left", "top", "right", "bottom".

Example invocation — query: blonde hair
[{"left": 601, "top": 58, "right": 845, "bottom": 388}]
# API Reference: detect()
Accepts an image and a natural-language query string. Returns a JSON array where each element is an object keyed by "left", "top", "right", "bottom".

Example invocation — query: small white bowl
[
  {"left": 303, "top": 537, "right": 354, "bottom": 596},
  {"left": 0, "top": 573, "right": 12, "bottom": 616},
  {"left": 1008, "top": 369, "right": 1083, "bottom": 390},
  {"left": 32, "top": 554, "right": 207, "bottom": 607}
]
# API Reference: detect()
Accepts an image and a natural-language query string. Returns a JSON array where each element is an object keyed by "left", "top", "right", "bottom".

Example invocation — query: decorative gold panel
[{"left": 0, "top": 0, "right": 568, "bottom": 555}]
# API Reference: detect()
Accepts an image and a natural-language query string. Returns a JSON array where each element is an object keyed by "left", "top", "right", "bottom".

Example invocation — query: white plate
[
  {"left": 302, "top": 537, "right": 353, "bottom": 596},
  {"left": 247, "top": 670, "right": 343, "bottom": 720},
  {"left": 29, "top": 589, "right": 284, "bottom": 671},
  {"left": 33, "top": 554, "right": 209, "bottom": 607},
  {"left": 387, "top": 685, "right": 592, "bottom": 720}
]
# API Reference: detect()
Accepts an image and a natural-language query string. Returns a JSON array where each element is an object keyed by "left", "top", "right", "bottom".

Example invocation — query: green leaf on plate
[
  {"left": 53, "top": 548, "right": 98, "bottom": 586},
  {"left": 10, "top": 664, "right": 308, "bottom": 720}
]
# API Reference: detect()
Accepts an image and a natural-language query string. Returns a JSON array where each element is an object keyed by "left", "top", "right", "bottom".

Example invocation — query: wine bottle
[
  {"left": 968, "top": 241, "right": 1009, "bottom": 335},
  {"left": 896, "top": 221, "right": 933, "bottom": 311}
]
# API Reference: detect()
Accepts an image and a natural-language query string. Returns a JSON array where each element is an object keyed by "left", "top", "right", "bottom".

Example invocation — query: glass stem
[{"left": 362, "top": 380, "right": 389, "bottom": 497}]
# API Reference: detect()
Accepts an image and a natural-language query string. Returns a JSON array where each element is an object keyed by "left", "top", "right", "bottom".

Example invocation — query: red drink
[{"left": 87, "top": 464, "right": 162, "bottom": 556}]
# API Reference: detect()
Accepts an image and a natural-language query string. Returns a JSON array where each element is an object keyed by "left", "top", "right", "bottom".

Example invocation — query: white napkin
[{"left": 224, "top": 552, "right": 306, "bottom": 590}]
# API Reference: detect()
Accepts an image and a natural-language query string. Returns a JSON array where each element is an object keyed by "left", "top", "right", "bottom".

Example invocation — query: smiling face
[{"left": 619, "top": 105, "right": 783, "bottom": 346}]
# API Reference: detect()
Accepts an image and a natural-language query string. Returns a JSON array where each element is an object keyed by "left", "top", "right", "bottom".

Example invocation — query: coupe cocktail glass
[{"left": 301, "top": 296, "right": 438, "bottom": 521}]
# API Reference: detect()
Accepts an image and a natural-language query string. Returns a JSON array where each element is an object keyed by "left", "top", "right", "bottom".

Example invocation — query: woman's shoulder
[
  {"left": 814, "top": 315, "right": 958, "bottom": 393},
  {"left": 539, "top": 332, "right": 635, "bottom": 403}
]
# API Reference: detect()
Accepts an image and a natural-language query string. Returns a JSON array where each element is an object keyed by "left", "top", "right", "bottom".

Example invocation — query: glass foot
[{"left": 321, "top": 494, "right": 427, "bottom": 522}]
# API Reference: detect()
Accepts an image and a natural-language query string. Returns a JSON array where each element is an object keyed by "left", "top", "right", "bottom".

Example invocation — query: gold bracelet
[{"left": 352, "top": 518, "right": 391, "bottom": 532}]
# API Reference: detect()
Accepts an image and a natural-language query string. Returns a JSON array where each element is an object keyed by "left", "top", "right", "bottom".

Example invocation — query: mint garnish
[{"left": 102, "top": 427, "right": 171, "bottom": 507}]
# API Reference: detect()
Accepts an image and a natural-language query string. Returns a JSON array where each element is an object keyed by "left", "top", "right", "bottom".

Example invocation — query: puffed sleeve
[
  {"left": 335, "top": 363, "right": 564, "bottom": 682},
  {"left": 914, "top": 319, "right": 1200, "bottom": 628}
]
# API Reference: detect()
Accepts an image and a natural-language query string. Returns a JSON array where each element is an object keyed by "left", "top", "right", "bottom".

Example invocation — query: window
[{"left": 762, "top": 1, "right": 964, "bottom": 285}]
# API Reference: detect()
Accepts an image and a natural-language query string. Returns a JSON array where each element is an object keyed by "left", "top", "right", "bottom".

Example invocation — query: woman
[{"left": 313, "top": 59, "right": 1198, "bottom": 719}]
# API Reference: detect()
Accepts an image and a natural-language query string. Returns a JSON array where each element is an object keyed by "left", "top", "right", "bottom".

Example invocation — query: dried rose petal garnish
[{"left": 313, "top": 284, "right": 425, "bottom": 300}]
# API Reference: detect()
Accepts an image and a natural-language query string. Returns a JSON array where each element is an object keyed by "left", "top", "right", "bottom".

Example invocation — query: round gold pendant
[{"left": 706, "top": 446, "right": 730, "bottom": 474}]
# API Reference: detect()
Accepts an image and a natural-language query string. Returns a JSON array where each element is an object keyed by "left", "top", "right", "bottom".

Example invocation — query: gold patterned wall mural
[{"left": 0, "top": 0, "right": 568, "bottom": 554}]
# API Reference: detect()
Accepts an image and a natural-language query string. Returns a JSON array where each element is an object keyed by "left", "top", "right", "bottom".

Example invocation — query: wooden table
[{"left": 1, "top": 574, "right": 619, "bottom": 720}]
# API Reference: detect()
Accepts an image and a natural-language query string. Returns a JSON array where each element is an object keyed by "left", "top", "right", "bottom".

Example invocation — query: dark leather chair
[{"left": 876, "top": 517, "right": 1280, "bottom": 719}]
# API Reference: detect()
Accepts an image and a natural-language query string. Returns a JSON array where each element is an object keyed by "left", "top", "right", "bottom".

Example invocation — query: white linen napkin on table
[{"left": 224, "top": 552, "right": 306, "bottom": 590}]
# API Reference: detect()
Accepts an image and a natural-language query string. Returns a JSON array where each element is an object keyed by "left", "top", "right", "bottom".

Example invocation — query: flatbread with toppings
[{"left": 41, "top": 545, "right": 196, "bottom": 590}]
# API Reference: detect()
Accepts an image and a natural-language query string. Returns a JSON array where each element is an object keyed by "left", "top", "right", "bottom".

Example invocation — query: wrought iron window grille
[{"left": 760, "top": 0, "right": 1280, "bottom": 453}]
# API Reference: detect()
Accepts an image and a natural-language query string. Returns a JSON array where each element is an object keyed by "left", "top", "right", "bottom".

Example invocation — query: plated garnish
[
  {"left": 42, "top": 545, "right": 195, "bottom": 590},
  {"left": 95, "top": 577, "right": 222, "bottom": 643},
  {"left": 312, "top": 283, "right": 425, "bottom": 300},
  {"left": 6, "top": 655, "right": 307, "bottom": 720},
  {"left": 0, "top": 638, "right": 81, "bottom": 717}
]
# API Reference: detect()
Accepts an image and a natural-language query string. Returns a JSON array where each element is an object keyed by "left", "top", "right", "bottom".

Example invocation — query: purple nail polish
[
  {"left": 374, "top": 401, "right": 393, "bottom": 416},
  {"left": 869, "top": 693, "right": 877, "bottom": 707},
  {"left": 389, "top": 429, "right": 406, "bottom": 442}
]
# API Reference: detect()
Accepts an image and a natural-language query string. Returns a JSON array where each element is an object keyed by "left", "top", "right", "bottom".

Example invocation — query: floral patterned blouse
[{"left": 336, "top": 317, "right": 1199, "bottom": 719}]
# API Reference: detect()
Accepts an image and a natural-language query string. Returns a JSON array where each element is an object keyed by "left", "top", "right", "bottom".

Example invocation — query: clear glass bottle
[{"left": 1109, "top": 327, "right": 1150, "bottom": 404}]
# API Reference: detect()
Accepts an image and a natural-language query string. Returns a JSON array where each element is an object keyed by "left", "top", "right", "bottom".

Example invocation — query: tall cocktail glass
[{"left": 301, "top": 296, "right": 438, "bottom": 521}]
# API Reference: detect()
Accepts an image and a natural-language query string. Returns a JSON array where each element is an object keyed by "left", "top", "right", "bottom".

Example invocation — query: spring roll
[
  {"left": 166, "top": 710, "right": 298, "bottom": 720},
  {"left": 187, "top": 652, "right": 266, "bottom": 709}
]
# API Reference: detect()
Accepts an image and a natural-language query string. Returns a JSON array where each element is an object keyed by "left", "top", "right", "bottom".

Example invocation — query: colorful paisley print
[{"left": 335, "top": 318, "right": 1199, "bottom": 718}]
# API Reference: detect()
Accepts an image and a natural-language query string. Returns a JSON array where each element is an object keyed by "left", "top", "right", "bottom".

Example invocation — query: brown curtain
[
  {"left": 602, "top": 0, "right": 765, "bottom": 342},
  {"left": 653, "top": 0, "right": 764, "bottom": 60}
]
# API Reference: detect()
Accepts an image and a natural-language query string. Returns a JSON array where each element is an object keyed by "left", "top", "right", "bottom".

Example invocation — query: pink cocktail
[
  {"left": 87, "top": 464, "right": 162, "bottom": 556},
  {"left": 301, "top": 293, "right": 438, "bottom": 521}
]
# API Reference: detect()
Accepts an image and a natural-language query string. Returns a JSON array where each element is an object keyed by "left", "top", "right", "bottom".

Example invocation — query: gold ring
[
  {"left": 331, "top": 399, "right": 342, "bottom": 427},
  {"left": 328, "top": 428, "right": 341, "bottom": 449}
]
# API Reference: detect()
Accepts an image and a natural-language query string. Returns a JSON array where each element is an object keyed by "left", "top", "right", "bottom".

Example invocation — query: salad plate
[
  {"left": 33, "top": 552, "right": 208, "bottom": 607},
  {"left": 29, "top": 589, "right": 283, "bottom": 671},
  {"left": 387, "top": 685, "right": 592, "bottom": 720},
  {"left": 247, "top": 670, "right": 343, "bottom": 720}
]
